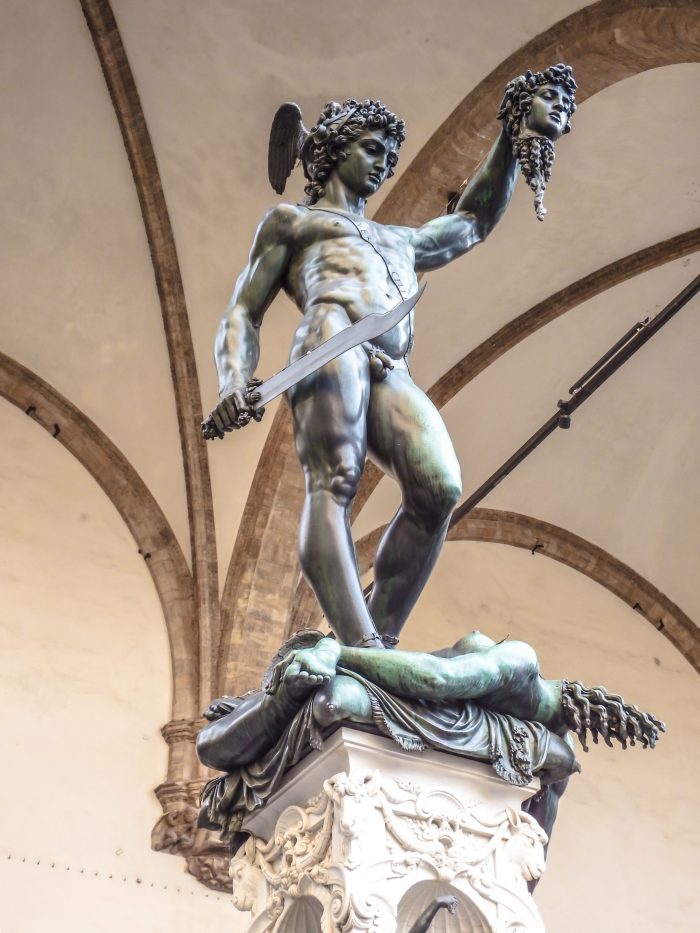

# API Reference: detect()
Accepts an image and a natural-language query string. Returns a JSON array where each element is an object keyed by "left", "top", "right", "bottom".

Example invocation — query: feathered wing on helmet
[
  {"left": 267, "top": 102, "right": 310, "bottom": 195},
  {"left": 268, "top": 98, "right": 405, "bottom": 202}
]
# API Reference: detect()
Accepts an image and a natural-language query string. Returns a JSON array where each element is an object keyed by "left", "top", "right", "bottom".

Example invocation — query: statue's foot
[{"left": 283, "top": 637, "right": 341, "bottom": 690}]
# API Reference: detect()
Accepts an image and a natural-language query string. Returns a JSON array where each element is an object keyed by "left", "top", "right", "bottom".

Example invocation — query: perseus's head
[{"left": 302, "top": 98, "right": 406, "bottom": 204}]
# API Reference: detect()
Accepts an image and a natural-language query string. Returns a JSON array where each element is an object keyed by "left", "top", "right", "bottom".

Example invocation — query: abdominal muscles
[{"left": 289, "top": 237, "right": 416, "bottom": 360}]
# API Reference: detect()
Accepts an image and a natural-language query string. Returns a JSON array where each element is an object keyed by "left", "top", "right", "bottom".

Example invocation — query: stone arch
[
  {"left": 0, "top": 351, "right": 199, "bottom": 720},
  {"left": 81, "top": 0, "right": 219, "bottom": 707},
  {"left": 218, "top": 0, "right": 700, "bottom": 692}
]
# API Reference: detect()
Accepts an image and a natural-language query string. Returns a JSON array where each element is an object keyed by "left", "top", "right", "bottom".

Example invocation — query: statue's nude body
[
  {"left": 287, "top": 206, "right": 415, "bottom": 355},
  {"left": 210, "top": 123, "right": 520, "bottom": 649},
  {"left": 209, "top": 88, "right": 572, "bottom": 648},
  {"left": 284, "top": 195, "right": 475, "bottom": 649}
]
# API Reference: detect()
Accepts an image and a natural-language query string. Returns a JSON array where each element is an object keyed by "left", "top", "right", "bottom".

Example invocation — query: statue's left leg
[{"left": 366, "top": 368, "right": 461, "bottom": 643}]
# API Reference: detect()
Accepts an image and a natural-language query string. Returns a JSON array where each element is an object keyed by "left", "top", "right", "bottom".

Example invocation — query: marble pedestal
[{"left": 230, "top": 726, "right": 547, "bottom": 932}]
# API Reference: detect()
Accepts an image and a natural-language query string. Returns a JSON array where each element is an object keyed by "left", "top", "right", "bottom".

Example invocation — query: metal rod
[
  {"left": 568, "top": 317, "right": 648, "bottom": 395},
  {"left": 450, "top": 272, "right": 700, "bottom": 528}
]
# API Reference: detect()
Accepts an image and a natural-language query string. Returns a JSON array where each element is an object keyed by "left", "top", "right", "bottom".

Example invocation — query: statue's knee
[
  {"left": 508, "top": 641, "right": 540, "bottom": 680},
  {"left": 438, "top": 477, "right": 462, "bottom": 516},
  {"left": 309, "top": 461, "right": 362, "bottom": 505},
  {"left": 409, "top": 475, "right": 462, "bottom": 529}
]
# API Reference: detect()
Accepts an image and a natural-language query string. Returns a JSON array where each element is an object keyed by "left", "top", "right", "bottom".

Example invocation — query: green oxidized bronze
[
  {"left": 203, "top": 66, "right": 577, "bottom": 653},
  {"left": 197, "top": 69, "right": 665, "bottom": 896},
  {"left": 197, "top": 631, "right": 664, "bottom": 872}
]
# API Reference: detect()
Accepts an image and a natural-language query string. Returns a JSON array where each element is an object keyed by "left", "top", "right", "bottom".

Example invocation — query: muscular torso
[{"left": 282, "top": 205, "right": 418, "bottom": 360}]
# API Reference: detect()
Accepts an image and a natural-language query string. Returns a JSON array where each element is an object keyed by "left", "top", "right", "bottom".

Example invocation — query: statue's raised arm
[{"left": 408, "top": 63, "right": 576, "bottom": 271}]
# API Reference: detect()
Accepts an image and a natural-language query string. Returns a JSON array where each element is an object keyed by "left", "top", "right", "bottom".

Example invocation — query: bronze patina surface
[
  {"left": 204, "top": 70, "right": 576, "bottom": 651},
  {"left": 197, "top": 630, "right": 663, "bottom": 873}
]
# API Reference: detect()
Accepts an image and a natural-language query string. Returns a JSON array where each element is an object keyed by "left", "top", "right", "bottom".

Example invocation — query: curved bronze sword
[{"left": 202, "top": 284, "right": 425, "bottom": 440}]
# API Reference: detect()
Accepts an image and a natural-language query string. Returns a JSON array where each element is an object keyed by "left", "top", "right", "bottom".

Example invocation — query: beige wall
[{"left": 0, "top": 402, "right": 231, "bottom": 931}]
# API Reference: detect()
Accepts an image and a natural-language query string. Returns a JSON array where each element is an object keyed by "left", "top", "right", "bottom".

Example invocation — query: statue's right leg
[{"left": 289, "top": 306, "right": 382, "bottom": 647}]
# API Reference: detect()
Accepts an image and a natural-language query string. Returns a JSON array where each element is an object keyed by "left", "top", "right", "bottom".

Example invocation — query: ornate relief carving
[
  {"left": 161, "top": 718, "right": 205, "bottom": 745},
  {"left": 185, "top": 853, "right": 233, "bottom": 891},
  {"left": 232, "top": 769, "right": 547, "bottom": 931},
  {"left": 152, "top": 781, "right": 201, "bottom": 854},
  {"left": 152, "top": 773, "right": 233, "bottom": 892}
]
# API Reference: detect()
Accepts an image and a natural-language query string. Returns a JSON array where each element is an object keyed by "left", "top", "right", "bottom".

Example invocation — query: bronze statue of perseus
[{"left": 204, "top": 66, "right": 577, "bottom": 650}]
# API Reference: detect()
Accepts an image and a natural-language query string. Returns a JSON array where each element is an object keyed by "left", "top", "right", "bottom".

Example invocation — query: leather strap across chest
[{"left": 305, "top": 206, "right": 411, "bottom": 302}]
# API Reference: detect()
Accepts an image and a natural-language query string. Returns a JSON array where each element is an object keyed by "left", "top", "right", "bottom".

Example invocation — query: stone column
[{"left": 230, "top": 726, "right": 548, "bottom": 932}]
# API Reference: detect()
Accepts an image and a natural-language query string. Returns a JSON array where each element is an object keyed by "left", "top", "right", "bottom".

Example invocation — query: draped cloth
[{"left": 198, "top": 667, "right": 551, "bottom": 845}]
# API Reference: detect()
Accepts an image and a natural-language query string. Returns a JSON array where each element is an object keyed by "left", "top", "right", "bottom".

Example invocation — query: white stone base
[{"left": 230, "top": 726, "right": 547, "bottom": 933}]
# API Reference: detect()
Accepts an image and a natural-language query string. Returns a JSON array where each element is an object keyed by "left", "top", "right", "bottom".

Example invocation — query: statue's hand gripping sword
[{"left": 202, "top": 284, "right": 425, "bottom": 440}]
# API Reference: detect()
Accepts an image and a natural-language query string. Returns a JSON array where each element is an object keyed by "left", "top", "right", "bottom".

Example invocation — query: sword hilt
[{"left": 201, "top": 378, "right": 264, "bottom": 441}]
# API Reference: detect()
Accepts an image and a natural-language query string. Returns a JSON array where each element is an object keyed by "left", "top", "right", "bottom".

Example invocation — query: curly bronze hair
[
  {"left": 301, "top": 98, "right": 406, "bottom": 205},
  {"left": 497, "top": 64, "right": 577, "bottom": 221},
  {"left": 497, "top": 64, "right": 577, "bottom": 141},
  {"left": 561, "top": 680, "right": 665, "bottom": 753}
]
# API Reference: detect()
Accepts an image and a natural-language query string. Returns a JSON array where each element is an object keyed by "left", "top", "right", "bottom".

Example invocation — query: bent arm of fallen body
[{"left": 410, "top": 128, "right": 518, "bottom": 271}]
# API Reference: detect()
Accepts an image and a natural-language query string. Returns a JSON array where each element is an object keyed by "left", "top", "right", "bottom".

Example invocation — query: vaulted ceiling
[{"left": 2, "top": 0, "right": 699, "bottom": 921}]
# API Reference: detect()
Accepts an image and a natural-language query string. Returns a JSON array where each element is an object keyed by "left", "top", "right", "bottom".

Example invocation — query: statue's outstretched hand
[
  {"left": 202, "top": 378, "right": 265, "bottom": 440},
  {"left": 266, "top": 638, "right": 341, "bottom": 699}
]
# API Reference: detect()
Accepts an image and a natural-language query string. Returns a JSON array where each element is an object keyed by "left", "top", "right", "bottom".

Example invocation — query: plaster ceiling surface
[
  {"left": 1, "top": 0, "right": 190, "bottom": 556},
  {"left": 2, "top": 0, "right": 699, "bottom": 924},
  {"left": 0, "top": 400, "right": 170, "bottom": 854},
  {"left": 0, "top": 410, "right": 234, "bottom": 928}
]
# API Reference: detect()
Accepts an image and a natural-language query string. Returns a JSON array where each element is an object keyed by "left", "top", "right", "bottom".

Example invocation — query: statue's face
[
  {"left": 336, "top": 129, "right": 399, "bottom": 198},
  {"left": 523, "top": 82, "right": 572, "bottom": 140}
]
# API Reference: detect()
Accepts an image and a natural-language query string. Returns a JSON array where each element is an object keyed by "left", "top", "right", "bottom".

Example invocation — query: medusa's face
[
  {"left": 335, "top": 129, "right": 399, "bottom": 198},
  {"left": 523, "top": 83, "right": 572, "bottom": 140}
]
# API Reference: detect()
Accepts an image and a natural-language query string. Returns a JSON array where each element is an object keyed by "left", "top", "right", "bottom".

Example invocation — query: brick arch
[
  {"left": 218, "top": 0, "right": 700, "bottom": 693},
  {"left": 81, "top": 0, "right": 219, "bottom": 708},
  {"left": 0, "top": 352, "right": 199, "bottom": 721},
  {"left": 353, "top": 509, "right": 699, "bottom": 673}
]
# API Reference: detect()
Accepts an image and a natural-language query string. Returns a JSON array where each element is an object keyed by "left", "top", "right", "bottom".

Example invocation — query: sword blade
[{"left": 254, "top": 284, "right": 425, "bottom": 408}]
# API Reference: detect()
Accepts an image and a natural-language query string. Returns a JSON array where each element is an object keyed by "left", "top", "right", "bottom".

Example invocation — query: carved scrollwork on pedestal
[
  {"left": 233, "top": 768, "right": 547, "bottom": 932},
  {"left": 151, "top": 782, "right": 200, "bottom": 855}
]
